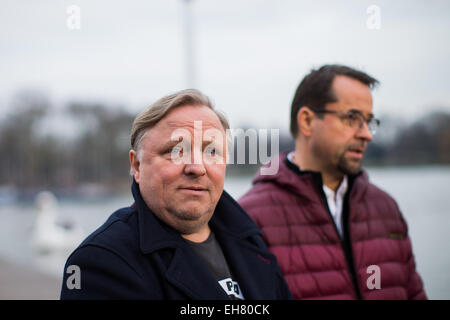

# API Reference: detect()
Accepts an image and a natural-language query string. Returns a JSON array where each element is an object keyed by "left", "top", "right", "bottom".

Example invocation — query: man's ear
[
  {"left": 129, "top": 149, "right": 141, "bottom": 183},
  {"left": 297, "top": 106, "right": 315, "bottom": 137}
]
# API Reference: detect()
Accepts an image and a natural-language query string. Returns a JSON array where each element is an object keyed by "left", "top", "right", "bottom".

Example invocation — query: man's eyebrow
[
  {"left": 160, "top": 140, "right": 181, "bottom": 150},
  {"left": 160, "top": 138, "right": 222, "bottom": 150},
  {"left": 202, "top": 140, "right": 221, "bottom": 147},
  {"left": 348, "top": 109, "right": 374, "bottom": 119}
]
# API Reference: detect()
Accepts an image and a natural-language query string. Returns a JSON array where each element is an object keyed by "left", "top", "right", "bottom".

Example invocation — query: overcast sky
[{"left": 1, "top": 0, "right": 450, "bottom": 129}]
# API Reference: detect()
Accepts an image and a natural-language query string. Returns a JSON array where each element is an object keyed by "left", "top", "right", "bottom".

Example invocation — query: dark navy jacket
[{"left": 60, "top": 180, "right": 292, "bottom": 300}]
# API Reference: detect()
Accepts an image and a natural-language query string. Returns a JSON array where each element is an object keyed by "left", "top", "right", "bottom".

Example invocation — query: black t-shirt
[{"left": 185, "top": 231, "right": 244, "bottom": 300}]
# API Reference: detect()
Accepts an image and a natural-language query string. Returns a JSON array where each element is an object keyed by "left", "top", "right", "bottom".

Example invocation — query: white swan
[{"left": 30, "top": 191, "right": 86, "bottom": 255}]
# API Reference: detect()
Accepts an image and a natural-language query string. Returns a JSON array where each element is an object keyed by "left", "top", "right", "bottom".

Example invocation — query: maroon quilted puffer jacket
[{"left": 239, "top": 152, "right": 427, "bottom": 300}]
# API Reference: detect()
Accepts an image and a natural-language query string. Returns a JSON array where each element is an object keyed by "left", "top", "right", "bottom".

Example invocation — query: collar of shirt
[
  {"left": 322, "top": 176, "right": 348, "bottom": 237},
  {"left": 287, "top": 151, "right": 348, "bottom": 237}
]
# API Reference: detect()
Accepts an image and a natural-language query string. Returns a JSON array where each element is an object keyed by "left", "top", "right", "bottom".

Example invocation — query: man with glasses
[{"left": 239, "top": 64, "right": 426, "bottom": 299}]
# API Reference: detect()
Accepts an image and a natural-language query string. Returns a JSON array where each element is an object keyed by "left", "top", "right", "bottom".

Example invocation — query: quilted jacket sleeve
[{"left": 405, "top": 237, "right": 427, "bottom": 300}]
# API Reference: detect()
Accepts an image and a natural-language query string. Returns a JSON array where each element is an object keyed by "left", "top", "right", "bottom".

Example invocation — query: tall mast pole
[{"left": 182, "top": 0, "right": 196, "bottom": 88}]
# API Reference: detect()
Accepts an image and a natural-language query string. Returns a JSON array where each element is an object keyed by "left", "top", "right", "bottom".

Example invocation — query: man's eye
[
  {"left": 205, "top": 148, "right": 216, "bottom": 156},
  {"left": 347, "top": 112, "right": 358, "bottom": 120},
  {"left": 346, "top": 112, "right": 362, "bottom": 124},
  {"left": 171, "top": 147, "right": 183, "bottom": 155}
]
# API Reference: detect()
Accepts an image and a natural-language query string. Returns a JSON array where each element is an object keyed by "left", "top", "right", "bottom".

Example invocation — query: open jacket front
[
  {"left": 60, "top": 180, "right": 292, "bottom": 300},
  {"left": 239, "top": 152, "right": 427, "bottom": 300}
]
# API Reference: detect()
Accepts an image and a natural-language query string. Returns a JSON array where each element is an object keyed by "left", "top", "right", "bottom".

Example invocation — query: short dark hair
[{"left": 289, "top": 64, "right": 379, "bottom": 138}]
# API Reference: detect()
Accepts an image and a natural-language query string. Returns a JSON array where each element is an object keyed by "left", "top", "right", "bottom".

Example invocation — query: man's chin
[
  {"left": 338, "top": 157, "right": 363, "bottom": 176},
  {"left": 170, "top": 213, "right": 211, "bottom": 235},
  {"left": 174, "top": 209, "right": 208, "bottom": 221},
  {"left": 168, "top": 204, "right": 213, "bottom": 225}
]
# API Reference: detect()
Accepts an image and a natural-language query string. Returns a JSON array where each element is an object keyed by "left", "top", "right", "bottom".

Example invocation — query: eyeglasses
[{"left": 309, "top": 108, "right": 380, "bottom": 136}]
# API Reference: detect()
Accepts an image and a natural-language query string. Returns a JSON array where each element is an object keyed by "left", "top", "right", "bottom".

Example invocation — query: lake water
[{"left": 0, "top": 166, "right": 449, "bottom": 299}]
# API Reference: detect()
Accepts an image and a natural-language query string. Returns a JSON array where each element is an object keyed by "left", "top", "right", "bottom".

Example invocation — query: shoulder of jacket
[
  {"left": 239, "top": 180, "right": 298, "bottom": 209},
  {"left": 355, "top": 182, "right": 408, "bottom": 231},
  {"left": 72, "top": 206, "right": 141, "bottom": 262},
  {"left": 364, "top": 182, "right": 401, "bottom": 210}
]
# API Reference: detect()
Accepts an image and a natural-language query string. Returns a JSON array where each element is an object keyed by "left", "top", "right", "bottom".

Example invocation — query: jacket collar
[
  {"left": 131, "top": 179, "right": 261, "bottom": 254},
  {"left": 252, "top": 151, "right": 369, "bottom": 201}
]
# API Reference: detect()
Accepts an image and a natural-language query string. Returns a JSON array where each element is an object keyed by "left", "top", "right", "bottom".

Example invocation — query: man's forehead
[
  {"left": 143, "top": 118, "right": 226, "bottom": 144},
  {"left": 332, "top": 75, "right": 371, "bottom": 96},
  {"left": 165, "top": 119, "right": 224, "bottom": 130},
  {"left": 330, "top": 76, "right": 373, "bottom": 113},
  {"left": 160, "top": 105, "right": 225, "bottom": 130}
]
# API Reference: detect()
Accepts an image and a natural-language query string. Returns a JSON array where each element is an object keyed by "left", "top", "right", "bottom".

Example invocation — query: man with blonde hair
[{"left": 61, "top": 89, "right": 291, "bottom": 300}]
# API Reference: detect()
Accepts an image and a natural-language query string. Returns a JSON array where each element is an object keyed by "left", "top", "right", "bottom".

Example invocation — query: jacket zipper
[{"left": 317, "top": 186, "right": 362, "bottom": 299}]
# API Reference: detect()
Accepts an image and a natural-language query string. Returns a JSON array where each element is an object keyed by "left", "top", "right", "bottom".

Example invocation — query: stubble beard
[
  {"left": 311, "top": 141, "right": 361, "bottom": 177},
  {"left": 337, "top": 150, "right": 363, "bottom": 176},
  {"left": 165, "top": 201, "right": 215, "bottom": 234}
]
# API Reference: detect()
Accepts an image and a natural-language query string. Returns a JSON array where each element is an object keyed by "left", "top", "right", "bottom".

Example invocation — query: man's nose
[
  {"left": 356, "top": 121, "right": 373, "bottom": 142},
  {"left": 184, "top": 163, "right": 206, "bottom": 176},
  {"left": 184, "top": 148, "right": 206, "bottom": 176}
]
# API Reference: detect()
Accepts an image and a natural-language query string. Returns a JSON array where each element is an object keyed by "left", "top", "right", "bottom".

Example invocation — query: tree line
[{"left": 1, "top": 91, "right": 449, "bottom": 193}]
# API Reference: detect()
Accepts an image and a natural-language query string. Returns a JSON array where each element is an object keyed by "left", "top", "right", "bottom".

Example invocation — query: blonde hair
[{"left": 130, "top": 89, "right": 230, "bottom": 156}]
